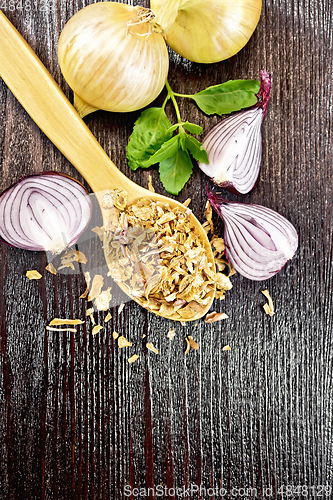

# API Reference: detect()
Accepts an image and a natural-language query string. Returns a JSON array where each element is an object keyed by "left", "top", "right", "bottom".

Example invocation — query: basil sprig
[{"left": 127, "top": 79, "right": 260, "bottom": 195}]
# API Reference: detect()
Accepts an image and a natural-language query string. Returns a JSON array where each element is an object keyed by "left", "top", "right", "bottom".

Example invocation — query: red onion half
[
  {"left": 0, "top": 172, "right": 92, "bottom": 253},
  {"left": 207, "top": 188, "right": 298, "bottom": 281},
  {"left": 198, "top": 71, "right": 272, "bottom": 195}
]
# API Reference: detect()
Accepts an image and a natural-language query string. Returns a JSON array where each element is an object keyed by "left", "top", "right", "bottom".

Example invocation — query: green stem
[
  {"left": 165, "top": 80, "right": 182, "bottom": 124},
  {"left": 161, "top": 93, "right": 170, "bottom": 111},
  {"left": 173, "top": 91, "right": 194, "bottom": 99}
]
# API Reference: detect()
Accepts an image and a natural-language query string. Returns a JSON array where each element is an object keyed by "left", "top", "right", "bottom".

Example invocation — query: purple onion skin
[
  {"left": 257, "top": 70, "right": 272, "bottom": 117},
  {"left": 198, "top": 70, "right": 272, "bottom": 195},
  {"left": 0, "top": 171, "right": 93, "bottom": 253},
  {"left": 207, "top": 187, "right": 298, "bottom": 281}
]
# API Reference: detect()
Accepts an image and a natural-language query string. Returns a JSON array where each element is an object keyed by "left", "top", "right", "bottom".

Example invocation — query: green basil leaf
[
  {"left": 185, "top": 135, "right": 209, "bottom": 164},
  {"left": 141, "top": 135, "right": 180, "bottom": 167},
  {"left": 190, "top": 79, "right": 260, "bottom": 116},
  {"left": 179, "top": 131, "right": 187, "bottom": 151},
  {"left": 159, "top": 148, "right": 193, "bottom": 195},
  {"left": 182, "top": 121, "right": 203, "bottom": 135},
  {"left": 165, "top": 123, "right": 181, "bottom": 134},
  {"left": 127, "top": 107, "right": 173, "bottom": 170},
  {"left": 166, "top": 122, "right": 203, "bottom": 135}
]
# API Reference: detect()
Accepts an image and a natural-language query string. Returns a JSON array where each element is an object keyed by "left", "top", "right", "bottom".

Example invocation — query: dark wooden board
[{"left": 0, "top": 1, "right": 332, "bottom": 499}]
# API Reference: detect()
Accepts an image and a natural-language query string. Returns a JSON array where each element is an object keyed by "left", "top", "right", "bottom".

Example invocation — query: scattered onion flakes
[
  {"left": 113, "top": 331, "right": 119, "bottom": 339},
  {"left": 222, "top": 345, "right": 231, "bottom": 351},
  {"left": 49, "top": 318, "right": 84, "bottom": 326},
  {"left": 46, "top": 326, "right": 77, "bottom": 332},
  {"left": 128, "top": 354, "right": 139, "bottom": 364},
  {"left": 118, "top": 303, "right": 125, "bottom": 314},
  {"left": 227, "top": 264, "right": 237, "bottom": 277},
  {"left": 215, "top": 269, "right": 233, "bottom": 300},
  {"left": 184, "top": 336, "right": 199, "bottom": 354},
  {"left": 26, "top": 270, "right": 42, "bottom": 280},
  {"left": 85, "top": 271, "right": 91, "bottom": 285},
  {"left": 57, "top": 262, "right": 75, "bottom": 271},
  {"left": 61, "top": 249, "right": 87, "bottom": 264},
  {"left": 86, "top": 307, "right": 95, "bottom": 325},
  {"left": 167, "top": 329, "right": 176, "bottom": 340},
  {"left": 92, "top": 325, "right": 103, "bottom": 335},
  {"left": 87, "top": 274, "right": 104, "bottom": 301},
  {"left": 104, "top": 312, "right": 112, "bottom": 322},
  {"left": 80, "top": 271, "right": 91, "bottom": 298},
  {"left": 79, "top": 288, "right": 89, "bottom": 299},
  {"left": 188, "top": 336, "right": 199, "bottom": 350},
  {"left": 94, "top": 287, "right": 112, "bottom": 311},
  {"left": 202, "top": 201, "right": 214, "bottom": 235},
  {"left": 262, "top": 289, "right": 275, "bottom": 316},
  {"left": 146, "top": 342, "right": 159, "bottom": 354},
  {"left": 91, "top": 226, "right": 104, "bottom": 240},
  {"left": 211, "top": 236, "right": 225, "bottom": 253},
  {"left": 118, "top": 336, "right": 132, "bottom": 348},
  {"left": 205, "top": 312, "right": 229, "bottom": 323},
  {"left": 45, "top": 263, "right": 57, "bottom": 275}
]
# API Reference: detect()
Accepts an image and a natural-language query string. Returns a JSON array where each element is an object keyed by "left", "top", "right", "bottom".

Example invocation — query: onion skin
[
  {"left": 257, "top": 70, "right": 272, "bottom": 116},
  {"left": 0, "top": 172, "right": 92, "bottom": 254},
  {"left": 58, "top": 3, "right": 169, "bottom": 115},
  {"left": 151, "top": 0, "right": 262, "bottom": 63},
  {"left": 207, "top": 188, "right": 298, "bottom": 281},
  {"left": 198, "top": 71, "right": 272, "bottom": 195}
]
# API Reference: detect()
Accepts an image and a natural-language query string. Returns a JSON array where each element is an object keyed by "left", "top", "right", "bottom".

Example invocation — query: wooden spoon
[{"left": 0, "top": 11, "right": 216, "bottom": 321}]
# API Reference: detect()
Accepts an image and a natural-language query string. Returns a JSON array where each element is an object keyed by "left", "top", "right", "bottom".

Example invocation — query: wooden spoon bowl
[{"left": 0, "top": 11, "right": 216, "bottom": 321}]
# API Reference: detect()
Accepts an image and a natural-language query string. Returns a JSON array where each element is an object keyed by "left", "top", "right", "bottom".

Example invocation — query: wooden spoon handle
[{"left": 0, "top": 11, "right": 137, "bottom": 195}]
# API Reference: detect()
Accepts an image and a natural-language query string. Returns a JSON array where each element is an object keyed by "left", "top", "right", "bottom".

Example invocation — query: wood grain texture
[{"left": 0, "top": 1, "right": 332, "bottom": 499}]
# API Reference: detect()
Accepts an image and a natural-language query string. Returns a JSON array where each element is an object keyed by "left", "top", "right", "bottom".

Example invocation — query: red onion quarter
[
  {"left": 198, "top": 71, "right": 272, "bottom": 195},
  {"left": 0, "top": 172, "right": 92, "bottom": 253},
  {"left": 207, "top": 188, "right": 298, "bottom": 281}
]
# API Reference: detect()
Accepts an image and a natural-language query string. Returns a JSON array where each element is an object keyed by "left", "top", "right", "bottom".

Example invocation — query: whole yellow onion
[
  {"left": 58, "top": 2, "right": 169, "bottom": 117},
  {"left": 151, "top": 0, "right": 262, "bottom": 64}
]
